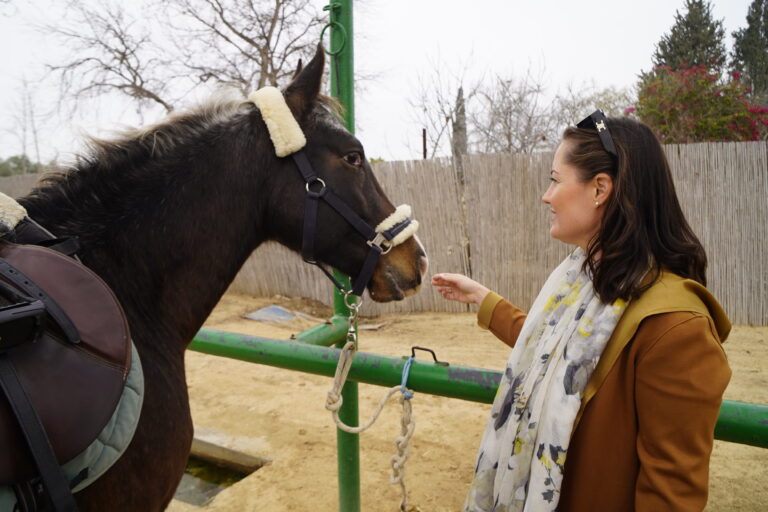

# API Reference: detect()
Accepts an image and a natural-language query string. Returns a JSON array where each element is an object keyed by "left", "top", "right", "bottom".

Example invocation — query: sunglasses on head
[{"left": 576, "top": 110, "right": 617, "bottom": 157}]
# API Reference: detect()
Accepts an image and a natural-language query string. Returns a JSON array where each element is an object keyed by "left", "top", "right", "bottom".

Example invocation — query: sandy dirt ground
[{"left": 167, "top": 293, "right": 768, "bottom": 512}]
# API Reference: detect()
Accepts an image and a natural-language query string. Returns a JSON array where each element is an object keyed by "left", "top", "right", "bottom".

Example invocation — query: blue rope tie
[{"left": 400, "top": 356, "right": 414, "bottom": 399}]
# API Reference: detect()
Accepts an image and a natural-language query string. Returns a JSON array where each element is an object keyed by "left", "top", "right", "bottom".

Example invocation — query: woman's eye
[{"left": 344, "top": 152, "right": 363, "bottom": 167}]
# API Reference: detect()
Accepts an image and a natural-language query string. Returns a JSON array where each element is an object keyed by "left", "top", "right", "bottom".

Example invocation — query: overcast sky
[{"left": 0, "top": 0, "right": 755, "bottom": 162}]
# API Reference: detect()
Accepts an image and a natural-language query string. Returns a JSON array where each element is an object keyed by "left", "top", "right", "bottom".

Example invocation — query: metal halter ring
[
  {"left": 366, "top": 232, "right": 393, "bottom": 255},
  {"left": 344, "top": 290, "right": 362, "bottom": 311},
  {"left": 305, "top": 178, "right": 326, "bottom": 197}
]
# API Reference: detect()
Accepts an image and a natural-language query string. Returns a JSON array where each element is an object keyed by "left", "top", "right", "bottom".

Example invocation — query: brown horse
[{"left": 17, "top": 47, "right": 427, "bottom": 511}]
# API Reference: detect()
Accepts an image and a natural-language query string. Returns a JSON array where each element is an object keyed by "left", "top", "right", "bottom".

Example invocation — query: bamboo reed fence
[
  {"left": 233, "top": 141, "right": 768, "bottom": 324},
  {"left": 1, "top": 141, "right": 765, "bottom": 323},
  {"left": 0, "top": 174, "right": 41, "bottom": 199}
]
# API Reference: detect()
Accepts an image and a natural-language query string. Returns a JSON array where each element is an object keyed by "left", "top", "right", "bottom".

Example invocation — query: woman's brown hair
[{"left": 562, "top": 117, "right": 707, "bottom": 303}]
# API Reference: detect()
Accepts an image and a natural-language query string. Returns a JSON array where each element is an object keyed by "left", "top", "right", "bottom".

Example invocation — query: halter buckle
[{"left": 366, "top": 232, "right": 393, "bottom": 254}]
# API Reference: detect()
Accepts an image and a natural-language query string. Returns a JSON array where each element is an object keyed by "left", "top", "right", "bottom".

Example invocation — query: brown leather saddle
[{"left": 0, "top": 221, "right": 131, "bottom": 510}]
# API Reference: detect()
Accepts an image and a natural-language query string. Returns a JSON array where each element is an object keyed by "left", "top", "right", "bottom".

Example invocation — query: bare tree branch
[
  {"left": 470, "top": 68, "right": 558, "bottom": 154},
  {"left": 552, "top": 83, "right": 636, "bottom": 136},
  {"left": 411, "top": 56, "right": 639, "bottom": 159},
  {"left": 46, "top": 1, "right": 175, "bottom": 114},
  {"left": 40, "top": 0, "right": 324, "bottom": 118},
  {"left": 409, "top": 56, "right": 481, "bottom": 159},
  {"left": 164, "top": 0, "right": 323, "bottom": 92}
]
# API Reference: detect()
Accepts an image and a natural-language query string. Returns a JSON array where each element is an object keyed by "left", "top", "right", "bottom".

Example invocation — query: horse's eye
[{"left": 343, "top": 152, "right": 363, "bottom": 167}]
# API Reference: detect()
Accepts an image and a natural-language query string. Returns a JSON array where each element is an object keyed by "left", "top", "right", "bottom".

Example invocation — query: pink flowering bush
[{"left": 637, "top": 65, "right": 768, "bottom": 143}]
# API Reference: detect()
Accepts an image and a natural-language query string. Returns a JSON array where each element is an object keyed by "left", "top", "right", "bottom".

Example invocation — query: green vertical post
[
  {"left": 327, "top": 1, "right": 355, "bottom": 133},
  {"left": 325, "top": 1, "right": 360, "bottom": 511},
  {"left": 332, "top": 270, "right": 360, "bottom": 512}
]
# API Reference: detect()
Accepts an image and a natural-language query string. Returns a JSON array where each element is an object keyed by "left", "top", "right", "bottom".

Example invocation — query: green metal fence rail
[{"left": 190, "top": 328, "right": 768, "bottom": 450}]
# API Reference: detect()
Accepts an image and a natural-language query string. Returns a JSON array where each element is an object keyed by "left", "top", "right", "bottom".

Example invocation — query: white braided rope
[
  {"left": 391, "top": 396, "right": 415, "bottom": 512},
  {"left": 325, "top": 340, "right": 416, "bottom": 511}
]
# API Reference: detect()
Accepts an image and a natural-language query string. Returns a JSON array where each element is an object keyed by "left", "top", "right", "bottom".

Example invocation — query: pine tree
[
  {"left": 652, "top": 0, "right": 727, "bottom": 73},
  {"left": 732, "top": 0, "right": 768, "bottom": 103}
]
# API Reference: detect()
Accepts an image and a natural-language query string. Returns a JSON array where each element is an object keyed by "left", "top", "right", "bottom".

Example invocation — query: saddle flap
[{"left": 0, "top": 242, "right": 131, "bottom": 483}]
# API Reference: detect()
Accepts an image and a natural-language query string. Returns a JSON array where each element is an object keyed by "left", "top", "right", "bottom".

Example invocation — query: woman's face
[{"left": 542, "top": 140, "right": 606, "bottom": 250}]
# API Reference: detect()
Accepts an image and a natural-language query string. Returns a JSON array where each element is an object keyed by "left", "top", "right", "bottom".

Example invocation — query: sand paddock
[{"left": 167, "top": 293, "right": 768, "bottom": 511}]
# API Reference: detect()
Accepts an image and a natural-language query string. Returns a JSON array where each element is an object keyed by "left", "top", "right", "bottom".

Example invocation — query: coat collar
[{"left": 573, "top": 271, "right": 730, "bottom": 429}]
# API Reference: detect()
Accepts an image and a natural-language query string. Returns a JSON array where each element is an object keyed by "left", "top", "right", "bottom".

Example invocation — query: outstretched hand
[{"left": 431, "top": 273, "right": 491, "bottom": 305}]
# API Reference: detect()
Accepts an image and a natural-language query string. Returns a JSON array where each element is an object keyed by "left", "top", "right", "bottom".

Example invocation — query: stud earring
[{"left": 595, "top": 201, "right": 600, "bottom": 207}]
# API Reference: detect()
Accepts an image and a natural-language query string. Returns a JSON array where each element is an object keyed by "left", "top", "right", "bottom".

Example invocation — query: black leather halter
[{"left": 290, "top": 150, "right": 413, "bottom": 297}]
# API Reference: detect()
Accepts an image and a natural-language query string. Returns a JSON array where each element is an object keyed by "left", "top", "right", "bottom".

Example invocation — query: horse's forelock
[{"left": 311, "top": 95, "right": 345, "bottom": 128}]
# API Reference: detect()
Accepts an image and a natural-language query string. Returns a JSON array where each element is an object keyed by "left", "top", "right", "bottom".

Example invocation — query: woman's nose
[{"left": 541, "top": 187, "right": 552, "bottom": 204}]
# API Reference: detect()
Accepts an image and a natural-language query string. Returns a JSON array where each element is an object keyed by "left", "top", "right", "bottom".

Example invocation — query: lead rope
[{"left": 324, "top": 295, "right": 417, "bottom": 512}]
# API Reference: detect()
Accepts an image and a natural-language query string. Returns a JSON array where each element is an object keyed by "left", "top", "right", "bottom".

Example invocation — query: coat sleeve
[
  {"left": 634, "top": 312, "right": 731, "bottom": 511},
  {"left": 477, "top": 292, "right": 527, "bottom": 348}
]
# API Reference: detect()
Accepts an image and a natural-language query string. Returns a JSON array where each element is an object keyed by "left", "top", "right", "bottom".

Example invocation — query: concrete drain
[{"left": 174, "top": 437, "right": 269, "bottom": 506}]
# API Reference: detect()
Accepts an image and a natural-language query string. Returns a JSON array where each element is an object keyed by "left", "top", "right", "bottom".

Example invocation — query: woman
[{"left": 432, "top": 112, "right": 731, "bottom": 511}]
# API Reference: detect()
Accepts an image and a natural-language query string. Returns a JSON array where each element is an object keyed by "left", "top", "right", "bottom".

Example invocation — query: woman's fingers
[
  {"left": 431, "top": 273, "right": 460, "bottom": 287},
  {"left": 432, "top": 273, "right": 482, "bottom": 304},
  {"left": 431, "top": 274, "right": 447, "bottom": 285}
]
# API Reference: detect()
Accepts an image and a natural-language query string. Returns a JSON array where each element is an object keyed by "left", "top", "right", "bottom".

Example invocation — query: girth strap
[
  {"left": 0, "top": 356, "right": 78, "bottom": 512},
  {"left": 0, "top": 258, "right": 80, "bottom": 344}
]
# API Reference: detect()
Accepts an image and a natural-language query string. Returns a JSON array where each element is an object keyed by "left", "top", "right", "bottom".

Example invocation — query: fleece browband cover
[{"left": 248, "top": 87, "right": 307, "bottom": 157}]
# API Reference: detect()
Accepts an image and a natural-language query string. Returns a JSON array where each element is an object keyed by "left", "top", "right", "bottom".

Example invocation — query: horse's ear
[
  {"left": 293, "top": 59, "right": 303, "bottom": 79},
  {"left": 284, "top": 44, "right": 324, "bottom": 119}
]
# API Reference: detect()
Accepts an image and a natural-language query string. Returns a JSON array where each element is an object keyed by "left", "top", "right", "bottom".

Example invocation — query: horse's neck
[{"left": 28, "top": 161, "right": 271, "bottom": 356}]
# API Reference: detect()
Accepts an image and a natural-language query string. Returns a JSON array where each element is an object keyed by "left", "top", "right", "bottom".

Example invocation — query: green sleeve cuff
[{"left": 477, "top": 291, "right": 504, "bottom": 330}]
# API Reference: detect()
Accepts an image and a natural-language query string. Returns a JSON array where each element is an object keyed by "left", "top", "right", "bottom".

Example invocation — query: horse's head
[{"left": 261, "top": 46, "right": 427, "bottom": 302}]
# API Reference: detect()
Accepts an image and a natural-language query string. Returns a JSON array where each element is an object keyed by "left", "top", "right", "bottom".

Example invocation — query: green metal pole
[
  {"left": 327, "top": 1, "right": 355, "bottom": 132},
  {"left": 324, "top": 1, "right": 359, "bottom": 510},
  {"left": 714, "top": 400, "right": 768, "bottom": 448},
  {"left": 292, "top": 315, "right": 348, "bottom": 346},
  {"left": 189, "top": 329, "right": 768, "bottom": 449},
  {"left": 332, "top": 276, "right": 360, "bottom": 512},
  {"left": 191, "top": 329, "right": 501, "bottom": 403}
]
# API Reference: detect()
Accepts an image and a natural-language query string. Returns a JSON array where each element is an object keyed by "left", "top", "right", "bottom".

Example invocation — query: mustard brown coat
[{"left": 476, "top": 272, "right": 731, "bottom": 511}]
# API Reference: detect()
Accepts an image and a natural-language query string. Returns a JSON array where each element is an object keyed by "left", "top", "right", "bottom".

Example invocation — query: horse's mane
[
  {"left": 49, "top": 89, "right": 341, "bottom": 176},
  {"left": 21, "top": 90, "right": 342, "bottom": 221},
  {"left": 82, "top": 89, "right": 252, "bottom": 171},
  {"left": 16, "top": 90, "right": 254, "bottom": 230}
]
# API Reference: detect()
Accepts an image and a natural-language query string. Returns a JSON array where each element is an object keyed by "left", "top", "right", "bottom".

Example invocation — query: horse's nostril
[{"left": 418, "top": 255, "right": 429, "bottom": 278}]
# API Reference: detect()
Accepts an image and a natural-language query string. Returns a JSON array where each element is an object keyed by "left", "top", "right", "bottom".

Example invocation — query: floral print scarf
[{"left": 464, "top": 249, "right": 628, "bottom": 512}]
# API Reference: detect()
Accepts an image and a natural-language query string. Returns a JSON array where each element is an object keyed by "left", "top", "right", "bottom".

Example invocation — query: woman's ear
[{"left": 594, "top": 173, "right": 613, "bottom": 204}]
